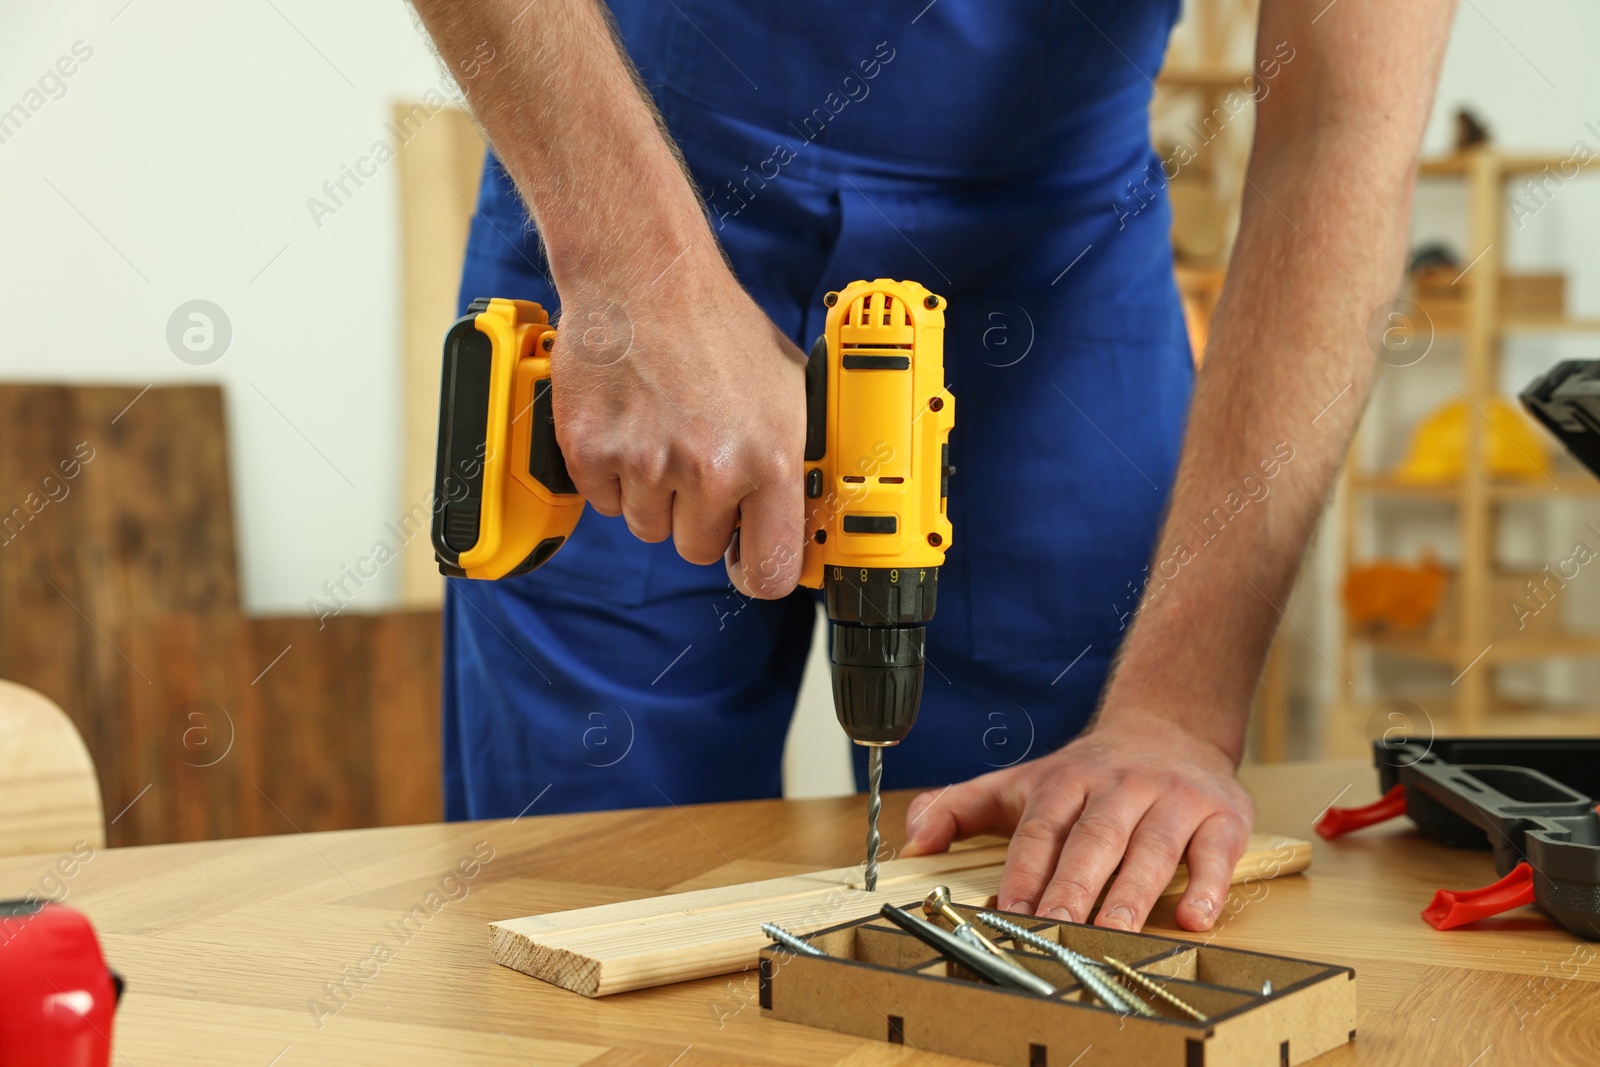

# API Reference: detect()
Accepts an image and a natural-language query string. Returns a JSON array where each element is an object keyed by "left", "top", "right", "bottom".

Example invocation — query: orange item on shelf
[{"left": 1343, "top": 556, "right": 1451, "bottom": 632}]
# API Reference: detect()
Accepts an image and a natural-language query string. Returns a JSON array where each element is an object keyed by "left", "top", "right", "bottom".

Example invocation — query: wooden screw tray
[{"left": 760, "top": 900, "right": 1355, "bottom": 1067}]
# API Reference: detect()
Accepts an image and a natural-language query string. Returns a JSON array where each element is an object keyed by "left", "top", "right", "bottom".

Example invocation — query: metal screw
[
  {"left": 928, "top": 533, "right": 942, "bottom": 546},
  {"left": 760, "top": 922, "right": 827, "bottom": 958},
  {"left": 824, "top": 291, "right": 839, "bottom": 307},
  {"left": 882, "top": 904, "right": 1058, "bottom": 998},
  {"left": 924, "top": 886, "right": 1003, "bottom": 956},
  {"left": 973, "top": 911, "right": 1102, "bottom": 967},
  {"left": 924, "top": 295, "right": 940, "bottom": 309},
  {"left": 975, "top": 912, "right": 1147, "bottom": 1016},
  {"left": 929, "top": 396, "right": 944, "bottom": 411},
  {"left": 541, "top": 334, "right": 554, "bottom": 351},
  {"left": 1103, "top": 956, "right": 1208, "bottom": 1022}
]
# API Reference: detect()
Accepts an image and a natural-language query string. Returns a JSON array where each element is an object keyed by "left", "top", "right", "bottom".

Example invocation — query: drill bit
[{"left": 865, "top": 745, "right": 883, "bottom": 891}]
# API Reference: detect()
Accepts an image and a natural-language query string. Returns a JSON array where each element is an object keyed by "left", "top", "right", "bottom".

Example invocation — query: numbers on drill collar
[{"left": 833, "top": 566, "right": 929, "bottom": 584}]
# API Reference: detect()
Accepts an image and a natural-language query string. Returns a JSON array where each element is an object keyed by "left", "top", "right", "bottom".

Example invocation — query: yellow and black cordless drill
[{"left": 431, "top": 279, "right": 955, "bottom": 888}]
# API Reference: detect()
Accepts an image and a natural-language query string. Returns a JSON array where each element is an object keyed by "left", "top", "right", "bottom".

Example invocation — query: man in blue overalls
[{"left": 411, "top": 0, "right": 1455, "bottom": 933}]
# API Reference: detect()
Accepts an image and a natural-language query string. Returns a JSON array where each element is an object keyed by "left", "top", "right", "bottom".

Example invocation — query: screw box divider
[{"left": 760, "top": 901, "right": 1356, "bottom": 1067}]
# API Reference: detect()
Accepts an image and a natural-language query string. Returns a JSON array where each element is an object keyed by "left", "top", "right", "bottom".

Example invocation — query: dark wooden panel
[
  {"left": 73, "top": 386, "right": 240, "bottom": 612},
  {"left": 119, "top": 612, "right": 259, "bottom": 845},
  {"left": 255, "top": 610, "right": 443, "bottom": 834},
  {"left": 0, "top": 383, "right": 441, "bottom": 847},
  {"left": 114, "top": 611, "right": 442, "bottom": 846},
  {"left": 0, "top": 385, "right": 89, "bottom": 770},
  {"left": 0, "top": 384, "right": 240, "bottom": 831},
  {"left": 369, "top": 611, "right": 448, "bottom": 827}
]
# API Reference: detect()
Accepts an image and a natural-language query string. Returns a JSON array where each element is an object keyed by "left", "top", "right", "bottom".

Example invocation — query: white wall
[
  {"left": 0, "top": 0, "right": 447, "bottom": 614},
  {"left": 1417, "top": 1, "right": 1600, "bottom": 314}
]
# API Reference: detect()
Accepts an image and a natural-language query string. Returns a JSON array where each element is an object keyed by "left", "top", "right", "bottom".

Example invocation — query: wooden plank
[
  {"left": 74, "top": 386, "right": 240, "bottom": 613},
  {"left": 491, "top": 832, "right": 1311, "bottom": 997},
  {"left": 0, "top": 385, "right": 92, "bottom": 789},
  {"left": 253, "top": 613, "right": 375, "bottom": 833},
  {"left": 255, "top": 609, "right": 443, "bottom": 831}
]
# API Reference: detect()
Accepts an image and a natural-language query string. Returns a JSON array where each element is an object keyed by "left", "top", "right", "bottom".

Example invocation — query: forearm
[
  {"left": 1100, "top": 0, "right": 1457, "bottom": 760},
  {"left": 1102, "top": 146, "right": 1393, "bottom": 758},
  {"left": 413, "top": 1, "right": 809, "bottom": 598},
  {"left": 410, "top": 0, "right": 720, "bottom": 291}
]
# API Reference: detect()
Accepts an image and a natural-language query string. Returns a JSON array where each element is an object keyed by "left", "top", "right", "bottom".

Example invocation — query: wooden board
[
  {"left": 491, "top": 831, "right": 1311, "bottom": 997},
  {"left": 114, "top": 609, "right": 443, "bottom": 846},
  {"left": 0, "top": 384, "right": 240, "bottom": 838},
  {"left": 0, "top": 383, "right": 447, "bottom": 847}
]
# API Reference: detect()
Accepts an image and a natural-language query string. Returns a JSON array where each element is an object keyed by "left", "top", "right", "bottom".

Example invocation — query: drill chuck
[
  {"left": 826, "top": 566, "right": 937, "bottom": 746},
  {"left": 830, "top": 622, "right": 925, "bottom": 745}
]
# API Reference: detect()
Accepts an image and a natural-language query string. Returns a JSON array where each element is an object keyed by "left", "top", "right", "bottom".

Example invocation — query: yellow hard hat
[{"left": 1394, "top": 397, "right": 1548, "bottom": 484}]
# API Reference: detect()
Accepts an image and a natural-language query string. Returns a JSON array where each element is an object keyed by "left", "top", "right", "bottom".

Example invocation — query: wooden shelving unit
[{"left": 1339, "top": 147, "right": 1600, "bottom": 732}]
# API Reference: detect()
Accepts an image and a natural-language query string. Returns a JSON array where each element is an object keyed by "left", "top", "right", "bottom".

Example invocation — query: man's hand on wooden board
[{"left": 900, "top": 711, "right": 1252, "bottom": 933}]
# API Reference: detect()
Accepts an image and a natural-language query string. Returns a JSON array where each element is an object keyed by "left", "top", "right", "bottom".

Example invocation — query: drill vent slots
[
  {"left": 852, "top": 292, "right": 901, "bottom": 328},
  {"left": 842, "top": 290, "right": 916, "bottom": 351}
]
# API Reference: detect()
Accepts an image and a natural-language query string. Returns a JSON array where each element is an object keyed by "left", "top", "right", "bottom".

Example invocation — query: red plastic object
[
  {"left": 0, "top": 901, "right": 119, "bottom": 1067},
  {"left": 1422, "top": 861, "right": 1538, "bottom": 930},
  {"left": 1315, "top": 783, "right": 1407, "bottom": 839}
]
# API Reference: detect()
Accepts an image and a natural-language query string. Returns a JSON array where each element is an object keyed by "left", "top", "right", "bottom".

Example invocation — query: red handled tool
[
  {"left": 1422, "top": 862, "right": 1537, "bottom": 930},
  {"left": 1315, "top": 784, "right": 1407, "bottom": 839},
  {"left": 0, "top": 900, "right": 122, "bottom": 1067}
]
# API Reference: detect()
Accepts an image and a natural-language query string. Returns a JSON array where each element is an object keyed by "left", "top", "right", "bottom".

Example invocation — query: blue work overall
[{"left": 444, "top": 0, "right": 1193, "bottom": 819}]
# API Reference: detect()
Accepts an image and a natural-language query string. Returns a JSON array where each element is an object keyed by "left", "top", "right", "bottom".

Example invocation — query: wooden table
[{"left": 4, "top": 760, "right": 1596, "bottom": 1066}]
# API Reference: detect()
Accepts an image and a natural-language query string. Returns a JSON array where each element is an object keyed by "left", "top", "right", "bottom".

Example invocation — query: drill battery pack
[{"left": 431, "top": 297, "right": 583, "bottom": 580}]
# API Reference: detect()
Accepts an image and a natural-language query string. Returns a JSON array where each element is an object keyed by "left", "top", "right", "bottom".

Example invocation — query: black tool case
[
  {"left": 1343, "top": 366, "right": 1600, "bottom": 936},
  {"left": 1373, "top": 738, "right": 1600, "bottom": 938}
]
